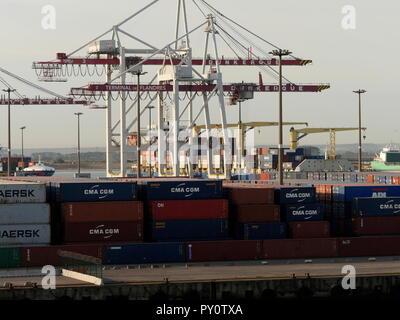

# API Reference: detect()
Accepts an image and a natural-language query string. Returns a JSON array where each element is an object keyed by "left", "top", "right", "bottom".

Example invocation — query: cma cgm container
[
  {"left": 0, "top": 224, "right": 51, "bottom": 245},
  {"left": 103, "top": 242, "right": 185, "bottom": 265},
  {"left": 141, "top": 180, "right": 223, "bottom": 200},
  {"left": 186, "top": 240, "right": 262, "bottom": 262},
  {"left": 148, "top": 199, "right": 228, "bottom": 220},
  {"left": 61, "top": 201, "right": 143, "bottom": 223},
  {"left": 63, "top": 221, "right": 143, "bottom": 243},
  {"left": 236, "top": 222, "right": 287, "bottom": 240},
  {"left": 0, "top": 182, "right": 46, "bottom": 203},
  {"left": 151, "top": 219, "right": 228, "bottom": 241},
  {"left": 352, "top": 197, "right": 400, "bottom": 217},
  {"left": 284, "top": 203, "right": 324, "bottom": 221},
  {"left": 0, "top": 203, "right": 50, "bottom": 224},
  {"left": 51, "top": 181, "right": 137, "bottom": 202},
  {"left": 333, "top": 185, "right": 400, "bottom": 202},
  {"left": 275, "top": 187, "right": 316, "bottom": 204}
]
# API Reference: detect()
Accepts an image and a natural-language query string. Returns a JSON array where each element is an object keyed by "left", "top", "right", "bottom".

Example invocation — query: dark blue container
[
  {"left": 103, "top": 242, "right": 185, "bottom": 265},
  {"left": 333, "top": 185, "right": 400, "bottom": 202},
  {"left": 284, "top": 203, "right": 324, "bottom": 221},
  {"left": 237, "top": 222, "right": 287, "bottom": 240},
  {"left": 275, "top": 187, "right": 316, "bottom": 204},
  {"left": 51, "top": 181, "right": 137, "bottom": 202},
  {"left": 151, "top": 219, "right": 229, "bottom": 240},
  {"left": 352, "top": 197, "right": 400, "bottom": 217},
  {"left": 141, "top": 180, "right": 223, "bottom": 200}
]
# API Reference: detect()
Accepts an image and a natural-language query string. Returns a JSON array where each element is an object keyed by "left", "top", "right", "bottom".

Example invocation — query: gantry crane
[
  {"left": 32, "top": 0, "right": 330, "bottom": 178},
  {"left": 289, "top": 127, "right": 367, "bottom": 160}
]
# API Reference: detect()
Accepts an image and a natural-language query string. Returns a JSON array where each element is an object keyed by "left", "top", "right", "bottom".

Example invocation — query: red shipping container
[
  {"left": 262, "top": 239, "right": 302, "bottom": 259},
  {"left": 20, "top": 244, "right": 103, "bottom": 267},
  {"left": 351, "top": 217, "right": 400, "bottom": 235},
  {"left": 186, "top": 240, "right": 262, "bottom": 262},
  {"left": 289, "top": 221, "right": 330, "bottom": 239},
  {"left": 235, "top": 204, "right": 280, "bottom": 223},
  {"left": 63, "top": 221, "right": 143, "bottom": 243},
  {"left": 149, "top": 199, "right": 228, "bottom": 220},
  {"left": 337, "top": 236, "right": 400, "bottom": 257},
  {"left": 224, "top": 186, "right": 275, "bottom": 205},
  {"left": 61, "top": 201, "right": 143, "bottom": 223},
  {"left": 299, "top": 238, "right": 338, "bottom": 258},
  {"left": 259, "top": 173, "right": 270, "bottom": 181}
]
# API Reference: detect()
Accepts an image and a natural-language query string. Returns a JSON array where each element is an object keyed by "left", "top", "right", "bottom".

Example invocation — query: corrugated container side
[
  {"left": 275, "top": 187, "right": 316, "bottom": 204},
  {"left": 284, "top": 203, "right": 324, "bottom": 222},
  {"left": 0, "top": 224, "right": 51, "bottom": 245},
  {"left": 0, "top": 248, "right": 21, "bottom": 268},
  {"left": 289, "top": 221, "right": 330, "bottom": 239},
  {"left": 337, "top": 236, "right": 400, "bottom": 257},
  {"left": 61, "top": 201, "right": 144, "bottom": 223},
  {"left": 53, "top": 181, "right": 137, "bottom": 202},
  {"left": 351, "top": 217, "right": 400, "bottom": 235},
  {"left": 0, "top": 203, "right": 50, "bottom": 224},
  {"left": 103, "top": 243, "right": 185, "bottom": 265},
  {"left": 151, "top": 219, "right": 229, "bottom": 240},
  {"left": 237, "top": 222, "right": 287, "bottom": 240},
  {"left": 298, "top": 238, "right": 338, "bottom": 258},
  {"left": 224, "top": 186, "right": 275, "bottom": 205},
  {"left": 141, "top": 180, "right": 223, "bottom": 200},
  {"left": 235, "top": 204, "right": 280, "bottom": 223},
  {"left": 262, "top": 239, "right": 302, "bottom": 259},
  {"left": 149, "top": 199, "right": 228, "bottom": 220},
  {"left": 21, "top": 244, "right": 103, "bottom": 267},
  {"left": 333, "top": 185, "right": 400, "bottom": 202},
  {"left": 186, "top": 240, "right": 262, "bottom": 262},
  {"left": 63, "top": 221, "right": 143, "bottom": 243},
  {"left": 0, "top": 183, "right": 46, "bottom": 203}
]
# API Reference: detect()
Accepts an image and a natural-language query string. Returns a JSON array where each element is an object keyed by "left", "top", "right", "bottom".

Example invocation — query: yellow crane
[{"left": 289, "top": 127, "right": 367, "bottom": 159}]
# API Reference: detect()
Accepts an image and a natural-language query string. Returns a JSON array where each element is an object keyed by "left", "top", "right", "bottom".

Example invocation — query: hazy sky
[{"left": 0, "top": 0, "right": 399, "bottom": 152}]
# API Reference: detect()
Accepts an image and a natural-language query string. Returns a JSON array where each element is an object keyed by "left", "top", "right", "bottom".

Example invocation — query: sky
[{"left": 0, "top": 0, "right": 399, "bottom": 152}]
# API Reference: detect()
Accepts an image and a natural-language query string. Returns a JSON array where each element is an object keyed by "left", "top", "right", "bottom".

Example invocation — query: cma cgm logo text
[
  {"left": 84, "top": 185, "right": 115, "bottom": 199},
  {"left": 89, "top": 225, "right": 120, "bottom": 239},
  {"left": 170, "top": 183, "right": 200, "bottom": 197}
]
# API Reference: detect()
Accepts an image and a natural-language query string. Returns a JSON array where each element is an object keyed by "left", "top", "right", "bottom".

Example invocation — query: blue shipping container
[
  {"left": 152, "top": 219, "right": 229, "bottom": 240},
  {"left": 284, "top": 203, "right": 324, "bottom": 221},
  {"left": 237, "top": 222, "right": 287, "bottom": 240},
  {"left": 352, "top": 197, "right": 400, "bottom": 217},
  {"left": 275, "top": 187, "right": 316, "bottom": 204},
  {"left": 51, "top": 181, "right": 137, "bottom": 202},
  {"left": 333, "top": 185, "right": 400, "bottom": 202},
  {"left": 103, "top": 242, "right": 185, "bottom": 265},
  {"left": 141, "top": 180, "right": 223, "bottom": 200}
]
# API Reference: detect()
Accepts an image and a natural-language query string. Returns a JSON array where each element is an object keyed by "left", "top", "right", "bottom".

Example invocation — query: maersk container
[
  {"left": 103, "top": 242, "right": 185, "bottom": 265},
  {"left": 352, "top": 197, "right": 400, "bottom": 217},
  {"left": 284, "top": 203, "right": 324, "bottom": 222},
  {"left": 236, "top": 222, "right": 287, "bottom": 240},
  {"left": 141, "top": 180, "right": 223, "bottom": 200},
  {"left": 0, "top": 248, "right": 21, "bottom": 268},
  {"left": 151, "top": 219, "right": 228, "bottom": 240},
  {"left": 333, "top": 185, "right": 400, "bottom": 202},
  {"left": 51, "top": 181, "right": 137, "bottom": 202},
  {"left": 275, "top": 187, "right": 316, "bottom": 204},
  {"left": 0, "top": 182, "right": 46, "bottom": 204},
  {"left": 0, "top": 224, "right": 51, "bottom": 245},
  {"left": 0, "top": 203, "right": 50, "bottom": 225}
]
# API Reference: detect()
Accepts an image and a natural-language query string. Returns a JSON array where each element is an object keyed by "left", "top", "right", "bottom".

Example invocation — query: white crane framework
[{"left": 32, "top": 0, "right": 330, "bottom": 178}]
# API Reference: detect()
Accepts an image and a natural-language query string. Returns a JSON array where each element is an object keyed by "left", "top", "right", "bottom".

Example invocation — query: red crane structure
[{"left": 32, "top": 0, "right": 330, "bottom": 178}]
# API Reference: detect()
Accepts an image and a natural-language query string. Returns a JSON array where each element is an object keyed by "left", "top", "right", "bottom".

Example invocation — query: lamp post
[
  {"left": 3, "top": 88, "right": 16, "bottom": 176},
  {"left": 135, "top": 71, "right": 148, "bottom": 178},
  {"left": 146, "top": 105, "right": 155, "bottom": 178},
  {"left": 74, "top": 112, "right": 83, "bottom": 175},
  {"left": 269, "top": 49, "right": 292, "bottom": 185},
  {"left": 353, "top": 89, "right": 367, "bottom": 172},
  {"left": 20, "top": 126, "right": 26, "bottom": 166}
]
